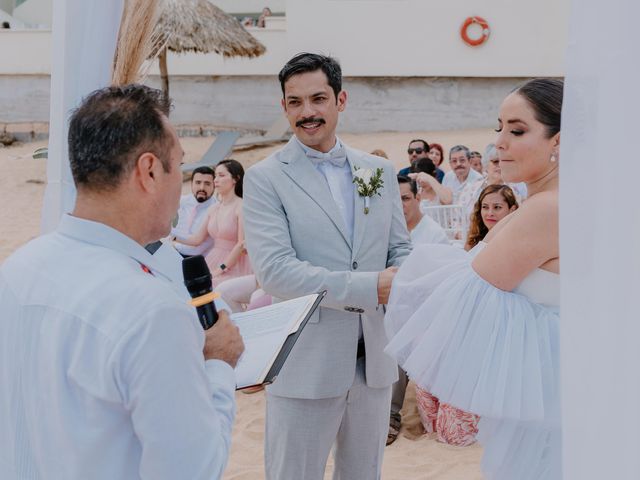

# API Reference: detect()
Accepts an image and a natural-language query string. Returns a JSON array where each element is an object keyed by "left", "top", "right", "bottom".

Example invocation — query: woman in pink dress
[{"left": 178, "top": 159, "right": 252, "bottom": 286}]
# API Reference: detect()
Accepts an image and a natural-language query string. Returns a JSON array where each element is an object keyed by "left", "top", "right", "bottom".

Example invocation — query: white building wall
[
  {"left": 286, "top": 0, "right": 569, "bottom": 77},
  {"left": 0, "top": 0, "right": 569, "bottom": 77}
]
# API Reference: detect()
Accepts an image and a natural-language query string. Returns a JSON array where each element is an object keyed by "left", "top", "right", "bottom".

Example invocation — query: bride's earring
[{"left": 550, "top": 154, "right": 557, "bottom": 163}]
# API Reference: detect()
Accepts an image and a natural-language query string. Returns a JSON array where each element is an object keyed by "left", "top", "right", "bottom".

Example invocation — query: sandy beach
[{"left": 0, "top": 128, "right": 494, "bottom": 479}]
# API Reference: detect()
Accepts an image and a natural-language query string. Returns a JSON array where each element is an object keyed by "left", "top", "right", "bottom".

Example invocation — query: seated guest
[
  {"left": 172, "top": 166, "right": 216, "bottom": 257},
  {"left": 176, "top": 159, "right": 252, "bottom": 286},
  {"left": 442, "top": 145, "right": 483, "bottom": 202},
  {"left": 388, "top": 175, "right": 449, "bottom": 445},
  {"left": 469, "top": 150, "right": 483, "bottom": 174},
  {"left": 428, "top": 142, "right": 445, "bottom": 183},
  {"left": 399, "top": 138, "right": 429, "bottom": 176},
  {"left": 409, "top": 157, "right": 453, "bottom": 208},
  {"left": 216, "top": 273, "right": 270, "bottom": 313},
  {"left": 464, "top": 184, "right": 519, "bottom": 251},
  {"left": 458, "top": 144, "right": 527, "bottom": 222},
  {"left": 399, "top": 175, "right": 449, "bottom": 245}
]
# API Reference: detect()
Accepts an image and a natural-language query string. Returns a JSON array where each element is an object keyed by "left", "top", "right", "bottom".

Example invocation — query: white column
[
  {"left": 561, "top": 1, "right": 640, "bottom": 478},
  {"left": 42, "top": 0, "right": 123, "bottom": 233}
]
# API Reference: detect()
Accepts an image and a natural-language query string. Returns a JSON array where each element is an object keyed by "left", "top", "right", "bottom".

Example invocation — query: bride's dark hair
[{"left": 514, "top": 78, "right": 564, "bottom": 138}]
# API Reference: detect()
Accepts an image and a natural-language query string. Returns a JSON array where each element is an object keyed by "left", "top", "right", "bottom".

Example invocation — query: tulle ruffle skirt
[{"left": 385, "top": 244, "right": 560, "bottom": 480}]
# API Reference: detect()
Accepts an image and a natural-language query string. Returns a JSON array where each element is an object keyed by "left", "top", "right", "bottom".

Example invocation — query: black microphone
[{"left": 182, "top": 255, "right": 219, "bottom": 330}]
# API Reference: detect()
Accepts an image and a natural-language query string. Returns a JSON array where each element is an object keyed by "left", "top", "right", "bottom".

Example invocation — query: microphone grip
[{"left": 196, "top": 302, "right": 219, "bottom": 330}]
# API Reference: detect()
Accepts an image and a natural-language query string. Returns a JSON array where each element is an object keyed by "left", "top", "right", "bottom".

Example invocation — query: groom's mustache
[{"left": 296, "top": 117, "right": 326, "bottom": 128}]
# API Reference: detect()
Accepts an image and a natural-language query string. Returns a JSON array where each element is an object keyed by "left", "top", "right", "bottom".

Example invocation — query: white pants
[{"left": 264, "top": 358, "right": 391, "bottom": 480}]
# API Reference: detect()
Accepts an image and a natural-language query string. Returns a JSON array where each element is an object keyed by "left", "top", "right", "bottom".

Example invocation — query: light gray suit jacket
[{"left": 243, "top": 138, "right": 412, "bottom": 399}]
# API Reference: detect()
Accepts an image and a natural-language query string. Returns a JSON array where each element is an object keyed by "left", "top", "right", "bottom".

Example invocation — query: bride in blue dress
[{"left": 385, "top": 78, "right": 562, "bottom": 480}]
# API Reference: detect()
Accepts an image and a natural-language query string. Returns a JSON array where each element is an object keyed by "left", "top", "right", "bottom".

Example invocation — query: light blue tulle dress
[{"left": 385, "top": 243, "right": 560, "bottom": 480}]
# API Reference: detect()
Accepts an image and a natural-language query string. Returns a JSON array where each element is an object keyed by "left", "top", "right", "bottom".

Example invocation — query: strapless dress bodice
[{"left": 475, "top": 242, "right": 559, "bottom": 308}]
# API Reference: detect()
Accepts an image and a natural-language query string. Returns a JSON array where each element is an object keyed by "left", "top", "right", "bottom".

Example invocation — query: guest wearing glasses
[
  {"left": 399, "top": 138, "right": 430, "bottom": 176},
  {"left": 442, "top": 145, "right": 483, "bottom": 202}
]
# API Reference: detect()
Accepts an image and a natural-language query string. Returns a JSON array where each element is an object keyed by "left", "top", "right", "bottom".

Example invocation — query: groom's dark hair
[{"left": 278, "top": 53, "right": 342, "bottom": 100}]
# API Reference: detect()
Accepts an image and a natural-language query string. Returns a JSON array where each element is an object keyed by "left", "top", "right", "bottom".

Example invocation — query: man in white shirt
[
  {"left": 442, "top": 144, "right": 483, "bottom": 201},
  {"left": 172, "top": 165, "right": 216, "bottom": 256},
  {"left": 0, "top": 85, "right": 244, "bottom": 480},
  {"left": 387, "top": 175, "right": 449, "bottom": 444}
]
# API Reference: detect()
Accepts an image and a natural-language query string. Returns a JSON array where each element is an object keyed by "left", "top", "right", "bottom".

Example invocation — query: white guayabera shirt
[{"left": 0, "top": 215, "right": 236, "bottom": 480}]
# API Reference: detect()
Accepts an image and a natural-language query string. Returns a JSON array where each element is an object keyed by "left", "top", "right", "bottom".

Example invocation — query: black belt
[{"left": 357, "top": 339, "right": 365, "bottom": 359}]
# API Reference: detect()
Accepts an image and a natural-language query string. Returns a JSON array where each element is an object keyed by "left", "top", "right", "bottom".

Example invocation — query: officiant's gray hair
[
  {"left": 68, "top": 84, "right": 173, "bottom": 191},
  {"left": 278, "top": 53, "right": 342, "bottom": 100}
]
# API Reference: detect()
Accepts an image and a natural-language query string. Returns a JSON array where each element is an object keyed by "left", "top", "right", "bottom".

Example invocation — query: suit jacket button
[{"left": 352, "top": 261, "right": 358, "bottom": 270}]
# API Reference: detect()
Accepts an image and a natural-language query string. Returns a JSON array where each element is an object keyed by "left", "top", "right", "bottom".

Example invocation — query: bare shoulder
[
  {"left": 476, "top": 190, "right": 559, "bottom": 289},
  {"left": 486, "top": 190, "right": 558, "bottom": 242}
]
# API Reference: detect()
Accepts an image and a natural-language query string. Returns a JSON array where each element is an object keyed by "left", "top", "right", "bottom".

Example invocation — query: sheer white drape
[
  {"left": 561, "top": 1, "right": 640, "bottom": 478},
  {"left": 42, "top": 0, "right": 124, "bottom": 233}
]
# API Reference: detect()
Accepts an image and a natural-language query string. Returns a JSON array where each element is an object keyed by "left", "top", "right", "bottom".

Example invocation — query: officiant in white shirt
[
  {"left": 172, "top": 165, "right": 216, "bottom": 257},
  {"left": 0, "top": 85, "right": 244, "bottom": 480}
]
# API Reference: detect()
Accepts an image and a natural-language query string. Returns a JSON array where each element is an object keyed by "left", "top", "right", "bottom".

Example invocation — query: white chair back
[{"left": 422, "top": 204, "right": 468, "bottom": 244}]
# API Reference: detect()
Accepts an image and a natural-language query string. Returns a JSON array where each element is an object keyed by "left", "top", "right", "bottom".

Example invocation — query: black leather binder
[{"left": 236, "top": 291, "right": 326, "bottom": 390}]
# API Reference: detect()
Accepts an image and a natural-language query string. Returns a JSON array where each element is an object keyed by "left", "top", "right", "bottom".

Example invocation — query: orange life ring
[{"left": 460, "top": 16, "right": 490, "bottom": 47}]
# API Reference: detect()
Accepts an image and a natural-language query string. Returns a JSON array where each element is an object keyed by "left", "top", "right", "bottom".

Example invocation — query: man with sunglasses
[{"left": 398, "top": 139, "right": 430, "bottom": 176}]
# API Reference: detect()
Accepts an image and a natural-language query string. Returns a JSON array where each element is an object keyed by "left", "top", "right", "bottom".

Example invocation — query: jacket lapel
[
  {"left": 348, "top": 148, "right": 369, "bottom": 258},
  {"left": 280, "top": 139, "right": 352, "bottom": 248}
]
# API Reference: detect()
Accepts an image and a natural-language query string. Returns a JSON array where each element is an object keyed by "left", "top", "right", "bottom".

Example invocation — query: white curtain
[
  {"left": 42, "top": 0, "right": 124, "bottom": 233},
  {"left": 561, "top": 1, "right": 640, "bottom": 478}
]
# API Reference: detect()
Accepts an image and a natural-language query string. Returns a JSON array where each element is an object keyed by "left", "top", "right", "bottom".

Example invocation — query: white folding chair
[{"left": 421, "top": 204, "right": 468, "bottom": 245}]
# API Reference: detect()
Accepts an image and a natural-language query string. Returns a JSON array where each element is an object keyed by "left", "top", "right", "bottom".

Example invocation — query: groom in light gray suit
[{"left": 243, "top": 53, "right": 412, "bottom": 479}]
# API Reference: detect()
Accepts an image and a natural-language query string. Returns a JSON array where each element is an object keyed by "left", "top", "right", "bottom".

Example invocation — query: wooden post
[{"left": 159, "top": 46, "right": 169, "bottom": 98}]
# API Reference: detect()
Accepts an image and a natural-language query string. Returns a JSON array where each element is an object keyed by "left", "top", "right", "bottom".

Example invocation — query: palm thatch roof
[{"left": 157, "top": 0, "right": 266, "bottom": 58}]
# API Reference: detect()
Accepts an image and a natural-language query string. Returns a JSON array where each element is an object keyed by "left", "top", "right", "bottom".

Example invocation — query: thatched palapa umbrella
[{"left": 156, "top": 0, "right": 266, "bottom": 96}]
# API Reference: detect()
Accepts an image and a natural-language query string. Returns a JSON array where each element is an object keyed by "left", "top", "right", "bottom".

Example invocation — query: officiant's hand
[
  {"left": 377, "top": 267, "right": 399, "bottom": 305},
  {"left": 203, "top": 311, "right": 245, "bottom": 368}
]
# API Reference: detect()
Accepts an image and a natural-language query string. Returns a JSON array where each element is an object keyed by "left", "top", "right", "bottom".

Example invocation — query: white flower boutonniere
[{"left": 352, "top": 167, "right": 384, "bottom": 214}]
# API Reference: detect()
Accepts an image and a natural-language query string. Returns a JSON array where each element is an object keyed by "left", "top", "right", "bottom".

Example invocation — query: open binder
[{"left": 231, "top": 291, "right": 325, "bottom": 390}]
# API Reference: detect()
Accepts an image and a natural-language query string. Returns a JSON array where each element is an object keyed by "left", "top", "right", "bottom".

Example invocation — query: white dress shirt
[
  {"left": 442, "top": 168, "right": 483, "bottom": 201},
  {"left": 296, "top": 136, "right": 355, "bottom": 243},
  {"left": 171, "top": 194, "right": 216, "bottom": 256},
  {"left": 411, "top": 214, "right": 451, "bottom": 245},
  {"left": 0, "top": 214, "right": 236, "bottom": 480},
  {"left": 294, "top": 136, "right": 362, "bottom": 338}
]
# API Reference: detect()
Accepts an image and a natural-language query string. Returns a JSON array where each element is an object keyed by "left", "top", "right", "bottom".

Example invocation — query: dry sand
[{"left": 0, "top": 128, "right": 495, "bottom": 479}]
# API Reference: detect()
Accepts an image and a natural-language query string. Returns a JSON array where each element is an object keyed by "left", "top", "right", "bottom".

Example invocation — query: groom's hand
[{"left": 377, "top": 267, "right": 399, "bottom": 305}]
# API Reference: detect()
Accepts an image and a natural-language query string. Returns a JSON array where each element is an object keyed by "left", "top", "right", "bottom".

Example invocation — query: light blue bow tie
[{"left": 306, "top": 145, "right": 347, "bottom": 168}]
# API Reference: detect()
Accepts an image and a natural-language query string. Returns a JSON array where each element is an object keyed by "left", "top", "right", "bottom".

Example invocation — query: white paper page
[{"left": 232, "top": 295, "right": 316, "bottom": 388}]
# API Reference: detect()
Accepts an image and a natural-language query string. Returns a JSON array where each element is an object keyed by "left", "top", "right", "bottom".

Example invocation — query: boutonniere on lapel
[{"left": 352, "top": 167, "right": 384, "bottom": 214}]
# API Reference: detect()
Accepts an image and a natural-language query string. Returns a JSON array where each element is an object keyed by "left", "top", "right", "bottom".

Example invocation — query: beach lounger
[
  {"left": 233, "top": 116, "right": 290, "bottom": 149},
  {"left": 182, "top": 130, "right": 241, "bottom": 173}
]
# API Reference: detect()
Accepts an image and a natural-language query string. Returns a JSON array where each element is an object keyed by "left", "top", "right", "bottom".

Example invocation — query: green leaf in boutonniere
[{"left": 352, "top": 167, "right": 384, "bottom": 214}]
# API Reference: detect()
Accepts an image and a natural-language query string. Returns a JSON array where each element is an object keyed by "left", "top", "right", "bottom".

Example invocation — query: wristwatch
[{"left": 219, "top": 263, "right": 227, "bottom": 272}]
